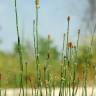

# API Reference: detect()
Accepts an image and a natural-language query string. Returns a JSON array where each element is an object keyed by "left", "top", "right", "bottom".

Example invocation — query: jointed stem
[{"left": 14, "top": 0, "right": 24, "bottom": 95}]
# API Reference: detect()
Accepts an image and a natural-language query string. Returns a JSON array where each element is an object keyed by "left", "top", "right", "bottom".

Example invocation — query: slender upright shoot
[{"left": 14, "top": 0, "right": 24, "bottom": 95}]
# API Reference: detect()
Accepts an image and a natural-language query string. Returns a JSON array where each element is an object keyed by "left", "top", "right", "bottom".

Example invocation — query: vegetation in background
[{"left": 0, "top": 0, "right": 96, "bottom": 96}]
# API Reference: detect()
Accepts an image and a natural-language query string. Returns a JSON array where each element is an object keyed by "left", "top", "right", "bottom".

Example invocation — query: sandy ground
[{"left": 0, "top": 87, "right": 96, "bottom": 96}]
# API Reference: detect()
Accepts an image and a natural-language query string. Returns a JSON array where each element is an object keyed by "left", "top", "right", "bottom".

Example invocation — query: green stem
[
  {"left": 25, "top": 62, "right": 28, "bottom": 96},
  {"left": 35, "top": 3, "right": 40, "bottom": 91},
  {"left": 66, "top": 17, "right": 70, "bottom": 59},
  {"left": 14, "top": 0, "right": 24, "bottom": 95}
]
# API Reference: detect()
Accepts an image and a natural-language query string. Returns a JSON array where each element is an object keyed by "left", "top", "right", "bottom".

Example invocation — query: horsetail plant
[
  {"left": 83, "top": 61, "right": 88, "bottom": 96},
  {"left": 44, "top": 34, "right": 51, "bottom": 96},
  {"left": 59, "top": 33, "right": 66, "bottom": 96},
  {"left": 33, "top": 20, "right": 42, "bottom": 96},
  {"left": 66, "top": 16, "right": 70, "bottom": 59},
  {"left": 71, "top": 30, "right": 80, "bottom": 96},
  {"left": 35, "top": 0, "right": 39, "bottom": 82},
  {"left": 33, "top": 20, "right": 37, "bottom": 61},
  {"left": 33, "top": 0, "right": 42, "bottom": 95},
  {"left": 33, "top": 19, "right": 38, "bottom": 96},
  {"left": 14, "top": 0, "right": 24, "bottom": 96},
  {"left": 67, "top": 16, "right": 71, "bottom": 96},
  {"left": 62, "top": 33, "right": 66, "bottom": 88},
  {"left": 77, "top": 29, "right": 80, "bottom": 50}
]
